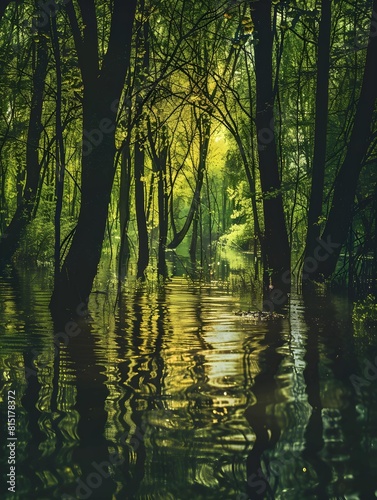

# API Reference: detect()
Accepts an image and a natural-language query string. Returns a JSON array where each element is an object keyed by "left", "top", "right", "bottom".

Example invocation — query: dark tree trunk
[
  {"left": 374, "top": 183, "right": 377, "bottom": 293},
  {"left": 51, "top": 14, "right": 65, "bottom": 287},
  {"left": 0, "top": 13, "right": 48, "bottom": 270},
  {"left": 119, "top": 144, "right": 132, "bottom": 281},
  {"left": 147, "top": 120, "right": 169, "bottom": 278},
  {"left": 134, "top": 0, "right": 150, "bottom": 280},
  {"left": 313, "top": 0, "right": 377, "bottom": 281},
  {"left": 50, "top": 0, "right": 137, "bottom": 311},
  {"left": 157, "top": 144, "right": 168, "bottom": 278},
  {"left": 250, "top": 0, "right": 290, "bottom": 292},
  {"left": 304, "top": 0, "right": 331, "bottom": 267},
  {"left": 134, "top": 105, "right": 149, "bottom": 280},
  {"left": 235, "top": 136, "right": 264, "bottom": 255},
  {"left": 189, "top": 210, "right": 199, "bottom": 266}
]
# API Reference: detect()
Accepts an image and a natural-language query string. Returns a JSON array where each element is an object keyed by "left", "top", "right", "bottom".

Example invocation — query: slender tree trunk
[
  {"left": 119, "top": 143, "right": 131, "bottom": 281},
  {"left": 0, "top": 104, "right": 13, "bottom": 233},
  {"left": 374, "top": 183, "right": 377, "bottom": 292},
  {"left": 205, "top": 170, "right": 212, "bottom": 265},
  {"left": 0, "top": 161, "right": 6, "bottom": 233},
  {"left": 304, "top": 0, "right": 331, "bottom": 266},
  {"left": 235, "top": 136, "right": 263, "bottom": 254},
  {"left": 51, "top": 14, "right": 65, "bottom": 287},
  {"left": 221, "top": 174, "right": 227, "bottom": 234},
  {"left": 51, "top": 0, "right": 137, "bottom": 310},
  {"left": 313, "top": 0, "right": 377, "bottom": 280},
  {"left": 250, "top": 0, "right": 290, "bottom": 291},
  {"left": 190, "top": 209, "right": 199, "bottom": 266},
  {"left": 147, "top": 119, "right": 169, "bottom": 278},
  {"left": 0, "top": 10, "right": 48, "bottom": 270},
  {"left": 16, "top": 166, "right": 25, "bottom": 207},
  {"left": 244, "top": 45, "right": 263, "bottom": 257},
  {"left": 157, "top": 143, "right": 168, "bottom": 278},
  {"left": 134, "top": 0, "right": 150, "bottom": 280},
  {"left": 134, "top": 102, "right": 149, "bottom": 280}
]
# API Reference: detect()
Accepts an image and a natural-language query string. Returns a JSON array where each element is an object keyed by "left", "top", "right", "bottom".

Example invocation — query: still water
[{"left": 0, "top": 267, "right": 377, "bottom": 499}]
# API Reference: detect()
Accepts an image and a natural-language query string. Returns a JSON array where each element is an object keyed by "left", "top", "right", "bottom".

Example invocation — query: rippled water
[{"left": 1, "top": 269, "right": 377, "bottom": 499}]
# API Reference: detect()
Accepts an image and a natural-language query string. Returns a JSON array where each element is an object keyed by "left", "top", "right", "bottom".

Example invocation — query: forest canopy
[{"left": 0, "top": 0, "right": 376, "bottom": 310}]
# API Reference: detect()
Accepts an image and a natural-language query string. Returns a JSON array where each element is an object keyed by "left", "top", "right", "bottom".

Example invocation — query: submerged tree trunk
[
  {"left": 250, "top": 0, "right": 290, "bottom": 292},
  {"left": 189, "top": 209, "right": 199, "bottom": 266},
  {"left": 147, "top": 120, "right": 169, "bottom": 278},
  {"left": 134, "top": 107, "right": 149, "bottom": 280},
  {"left": 51, "top": 0, "right": 137, "bottom": 311},
  {"left": 119, "top": 143, "right": 132, "bottom": 281},
  {"left": 0, "top": 11, "right": 48, "bottom": 270},
  {"left": 51, "top": 14, "right": 65, "bottom": 288},
  {"left": 134, "top": 0, "right": 150, "bottom": 280},
  {"left": 157, "top": 143, "right": 168, "bottom": 278},
  {"left": 304, "top": 0, "right": 331, "bottom": 269},
  {"left": 313, "top": 0, "right": 377, "bottom": 281}
]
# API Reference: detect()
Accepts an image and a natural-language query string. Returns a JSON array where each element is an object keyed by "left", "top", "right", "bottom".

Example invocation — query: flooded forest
[{"left": 0, "top": 0, "right": 377, "bottom": 499}]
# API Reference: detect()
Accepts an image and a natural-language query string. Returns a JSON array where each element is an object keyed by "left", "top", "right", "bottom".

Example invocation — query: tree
[
  {"left": 313, "top": 0, "right": 377, "bottom": 280},
  {"left": 133, "top": 0, "right": 150, "bottom": 280},
  {"left": 249, "top": 0, "right": 290, "bottom": 291},
  {"left": 304, "top": 0, "right": 331, "bottom": 264},
  {"left": 50, "top": 0, "right": 137, "bottom": 311}
]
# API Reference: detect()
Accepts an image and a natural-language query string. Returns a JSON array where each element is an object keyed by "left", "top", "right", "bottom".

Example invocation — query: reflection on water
[{"left": 1, "top": 269, "right": 377, "bottom": 499}]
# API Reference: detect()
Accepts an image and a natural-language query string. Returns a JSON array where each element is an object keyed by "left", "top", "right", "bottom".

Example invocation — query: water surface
[{"left": 0, "top": 269, "right": 377, "bottom": 499}]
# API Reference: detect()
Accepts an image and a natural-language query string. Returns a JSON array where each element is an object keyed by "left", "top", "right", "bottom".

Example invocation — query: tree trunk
[
  {"left": 189, "top": 209, "right": 199, "bottom": 266},
  {"left": 313, "top": 0, "right": 377, "bottom": 280},
  {"left": 147, "top": 119, "right": 169, "bottom": 278},
  {"left": 304, "top": 0, "right": 331, "bottom": 267},
  {"left": 157, "top": 143, "right": 168, "bottom": 278},
  {"left": 119, "top": 143, "right": 132, "bottom": 281},
  {"left": 50, "top": 0, "right": 137, "bottom": 310},
  {"left": 134, "top": 103, "right": 149, "bottom": 280},
  {"left": 51, "top": 14, "right": 66, "bottom": 287},
  {"left": 134, "top": 0, "right": 150, "bottom": 280},
  {"left": 250, "top": 0, "right": 290, "bottom": 291}
]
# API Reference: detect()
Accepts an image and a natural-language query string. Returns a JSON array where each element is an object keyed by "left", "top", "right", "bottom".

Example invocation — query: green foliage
[
  {"left": 14, "top": 216, "right": 75, "bottom": 266},
  {"left": 219, "top": 223, "right": 252, "bottom": 251},
  {"left": 15, "top": 218, "right": 55, "bottom": 265},
  {"left": 218, "top": 181, "right": 254, "bottom": 250},
  {"left": 353, "top": 295, "right": 377, "bottom": 329}
]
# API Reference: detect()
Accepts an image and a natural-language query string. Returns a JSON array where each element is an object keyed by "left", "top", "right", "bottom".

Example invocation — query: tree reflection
[
  {"left": 302, "top": 287, "right": 332, "bottom": 497},
  {"left": 302, "top": 286, "right": 376, "bottom": 498},
  {"left": 114, "top": 287, "right": 168, "bottom": 498},
  {"left": 243, "top": 322, "right": 285, "bottom": 499},
  {"left": 51, "top": 307, "right": 117, "bottom": 500}
]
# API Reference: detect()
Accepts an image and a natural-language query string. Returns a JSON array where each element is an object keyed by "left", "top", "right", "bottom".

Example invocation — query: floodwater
[{"left": 0, "top": 267, "right": 377, "bottom": 499}]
